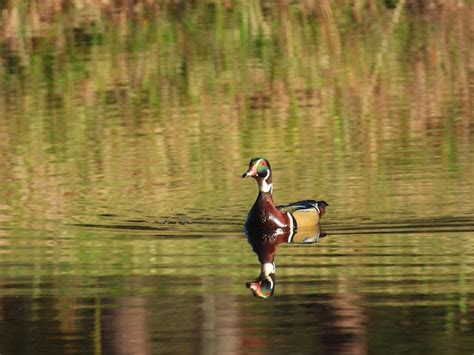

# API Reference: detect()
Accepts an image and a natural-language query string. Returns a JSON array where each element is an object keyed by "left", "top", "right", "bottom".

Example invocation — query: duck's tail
[{"left": 315, "top": 200, "right": 328, "bottom": 216}]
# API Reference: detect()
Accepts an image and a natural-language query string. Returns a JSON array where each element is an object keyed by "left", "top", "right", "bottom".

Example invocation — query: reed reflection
[{"left": 245, "top": 226, "right": 326, "bottom": 299}]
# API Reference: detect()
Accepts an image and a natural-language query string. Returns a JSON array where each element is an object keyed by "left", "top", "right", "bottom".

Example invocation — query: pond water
[{"left": 0, "top": 1, "right": 473, "bottom": 354}]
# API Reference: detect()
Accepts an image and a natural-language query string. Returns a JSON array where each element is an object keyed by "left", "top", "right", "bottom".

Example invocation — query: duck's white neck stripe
[
  {"left": 258, "top": 169, "right": 272, "bottom": 193},
  {"left": 262, "top": 262, "right": 275, "bottom": 276},
  {"left": 261, "top": 263, "right": 275, "bottom": 289},
  {"left": 258, "top": 180, "right": 273, "bottom": 193}
]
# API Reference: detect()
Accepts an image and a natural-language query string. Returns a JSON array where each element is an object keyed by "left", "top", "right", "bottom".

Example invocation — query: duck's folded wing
[
  {"left": 277, "top": 200, "right": 328, "bottom": 214},
  {"left": 277, "top": 200, "right": 328, "bottom": 229}
]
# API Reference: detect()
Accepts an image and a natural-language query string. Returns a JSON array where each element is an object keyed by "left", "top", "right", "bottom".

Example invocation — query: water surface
[{"left": 0, "top": 1, "right": 473, "bottom": 354}]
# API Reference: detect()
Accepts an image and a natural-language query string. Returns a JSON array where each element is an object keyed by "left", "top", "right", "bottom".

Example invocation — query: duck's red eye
[{"left": 261, "top": 161, "right": 266, "bottom": 166}]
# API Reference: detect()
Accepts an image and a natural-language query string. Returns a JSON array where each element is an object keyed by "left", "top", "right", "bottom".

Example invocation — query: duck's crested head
[
  {"left": 245, "top": 263, "right": 276, "bottom": 299},
  {"left": 242, "top": 157, "right": 273, "bottom": 193},
  {"left": 242, "top": 157, "right": 271, "bottom": 179}
]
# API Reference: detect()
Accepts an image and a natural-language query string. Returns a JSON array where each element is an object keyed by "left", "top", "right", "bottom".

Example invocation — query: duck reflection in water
[
  {"left": 245, "top": 227, "right": 326, "bottom": 299},
  {"left": 242, "top": 158, "right": 328, "bottom": 299}
]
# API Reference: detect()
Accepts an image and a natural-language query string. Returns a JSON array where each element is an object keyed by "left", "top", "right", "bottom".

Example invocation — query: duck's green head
[
  {"left": 242, "top": 157, "right": 273, "bottom": 192},
  {"left": 242, "top": 157, "right": 271, "bottom": 178},
  {"left": 245, "top": 263, "right": 276, "bottom": 299}
]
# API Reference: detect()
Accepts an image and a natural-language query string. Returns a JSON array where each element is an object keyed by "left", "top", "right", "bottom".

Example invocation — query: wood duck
[{"left": 242, "top": 157, "right": 328, "bottom": 234}]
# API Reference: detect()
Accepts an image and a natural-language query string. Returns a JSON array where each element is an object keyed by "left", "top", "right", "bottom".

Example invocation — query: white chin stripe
[
  {"left": 262, "top": 263, "right": 275, "bottom": 276},
  {"left": 258, "top": 180, "right": 273, "bottom": 193},
  {"left": 258, "top": 170, "right": 272, "bottom": 192}
]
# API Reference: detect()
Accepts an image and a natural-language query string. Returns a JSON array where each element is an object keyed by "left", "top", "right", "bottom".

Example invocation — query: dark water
[{"left": 1, "top": 1, "right": 473, "bottom": 354}]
